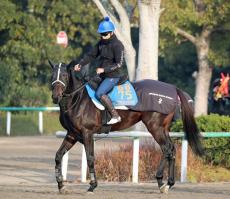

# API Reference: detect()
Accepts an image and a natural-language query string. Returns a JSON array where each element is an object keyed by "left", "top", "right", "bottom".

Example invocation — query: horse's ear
[
  {"left": 68, "top": 60, "right": 75, "bottom": 68},
  {"left": 66, "top": 60, "right": 76, "bottom": 71},
  {"left": 48, "top": 60, "right": 55, "bottom": 68}
]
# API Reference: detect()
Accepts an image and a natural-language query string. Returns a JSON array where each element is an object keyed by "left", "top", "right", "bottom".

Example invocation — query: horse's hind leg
[
  {"left": 158, "top": 136, "right": 176, "bottom": 193},
  {"left": 152, "top": 131, "right": 176, "bottom": 193},
  {"left": 167, "top": 137, "right": 176, "bottom": 188},
  {"left": 55, "top": 132, "right": 77, "bottom": 193},
  {"left": 142, "top": 112, "right": 175, "bottom": 193},
  {"left": 155, "top": 151, "right": 167, "bottom": 189},
  {"left": 154, "top": 129, "right": 173, "bottom": 193}
]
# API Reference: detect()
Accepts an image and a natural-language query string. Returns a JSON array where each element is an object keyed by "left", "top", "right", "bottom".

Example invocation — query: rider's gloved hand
[
  {"left": 74, "top": 64, "right": 81, "bottom": 71},
  {"left": 96, "top": 68, "right": 104, "bottom": 74}
]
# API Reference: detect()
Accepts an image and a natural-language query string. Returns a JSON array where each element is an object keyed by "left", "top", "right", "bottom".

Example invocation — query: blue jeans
[{"left": 95, "top": 78, "right": 120, "bottom": 100}]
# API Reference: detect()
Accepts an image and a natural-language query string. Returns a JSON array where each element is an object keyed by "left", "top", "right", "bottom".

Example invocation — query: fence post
[
  {"left": 81, "top": 145, "right": 87, "bottom": 182},
  {"left": 6, "top": 111, "right": 11, "bottom": 136},
  {"left": 132, "top": 137, "right": 140, "bottom": 183},
  {"left": 62, "top": 151, "right": 69, "bottom": 181},
  {"left": 38, "top": 111, "right": 43, "bottom": 135},
  {"left": 180, "top": 137, "right": 188, "bottom": 182}
]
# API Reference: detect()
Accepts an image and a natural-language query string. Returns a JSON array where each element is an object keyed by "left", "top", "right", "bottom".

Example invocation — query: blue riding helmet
[{"left": 97, "top": 16, "right": 115, "bottom": 33}]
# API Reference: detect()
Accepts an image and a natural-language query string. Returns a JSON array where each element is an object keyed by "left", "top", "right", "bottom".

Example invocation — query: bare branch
[
  {"left": 92, "top": 0, "right": 120, "bottom": 26},
  {"left": 201, "top": 26, "right": 212, "bottom": 39},
  {"left": 92, "top": 0, "right": 108, "bottom": 17},
  {"left": 109, "top": 0, "right": 131, "bottom": 41},
  {"left": 128, "top": 1, "right": 138, "bottom": 20},
  {"left": 159, "top": 7, "right": 165, "bottom": 15},
  {"left": 176, "top": 27, "right": 197, "bottom": 44}
]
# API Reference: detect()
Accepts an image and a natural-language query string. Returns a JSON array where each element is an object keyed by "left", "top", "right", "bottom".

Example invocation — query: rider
[{"left": 74, "top": 17, "right": 127, "bottom": 125}]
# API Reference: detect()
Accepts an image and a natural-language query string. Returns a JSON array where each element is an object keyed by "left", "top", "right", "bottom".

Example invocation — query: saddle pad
[
  {"left": 86, "top": 81, "right": 138, "bottom": 110},
  {"left": 128, "top": 79, "right": 178, "bottom": 114}
]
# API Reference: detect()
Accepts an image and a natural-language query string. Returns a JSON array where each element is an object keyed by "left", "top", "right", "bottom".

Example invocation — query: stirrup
[{"left": 107, "top": 116, "right": 121, "bottom": 125}]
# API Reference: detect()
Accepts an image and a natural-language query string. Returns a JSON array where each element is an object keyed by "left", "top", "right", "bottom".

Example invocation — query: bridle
[
  {"left": 51, "top": 63, "right": 88, "bottom": 96},
  {"left": 51, "top": 63, "right": 66, "bottom": 87},
  {"left": 51, "top": 62, "right": 97, "bottom": 112}
]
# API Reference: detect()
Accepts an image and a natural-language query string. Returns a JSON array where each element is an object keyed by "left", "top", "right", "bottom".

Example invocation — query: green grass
[
  {"left": 0, "top": 112, "right": 64, "bottom": 136},
  {"left": 188, "top": 166, "right": 230, "bottom": 183}
]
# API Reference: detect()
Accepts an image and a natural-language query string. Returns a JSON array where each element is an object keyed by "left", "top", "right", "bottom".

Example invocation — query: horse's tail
[{"left": 176, "top": 88, "right": 204, "bottom": 157}]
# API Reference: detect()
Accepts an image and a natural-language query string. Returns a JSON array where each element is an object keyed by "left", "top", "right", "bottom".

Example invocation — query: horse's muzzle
[{"left": 52, "top": 95, "right": 62, "bottom": 104}]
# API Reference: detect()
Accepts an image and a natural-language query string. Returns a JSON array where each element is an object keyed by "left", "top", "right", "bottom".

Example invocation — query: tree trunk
[
  {"left": 124, "top": 45, "right": 136, "bottom": 81},
  {"left": 194, "top": 36, "right": 212, "bottom": 116},
  {"left": 115, "top": 31, "right": 136, "bottom": 81},
  {"left": 136, "top": 0, "right": 161, "bottom": 80}
]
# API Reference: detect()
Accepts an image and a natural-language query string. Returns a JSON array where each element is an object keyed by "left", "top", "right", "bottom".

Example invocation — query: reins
[
  {"left": 63, "top": 73, "right": 98, "bottom": 97},
  {"left": 63, "top": 81, "right": 88, "bottom": 98},
  {"left": 61, "top": 74, "right": 97, "bottom": 113}
]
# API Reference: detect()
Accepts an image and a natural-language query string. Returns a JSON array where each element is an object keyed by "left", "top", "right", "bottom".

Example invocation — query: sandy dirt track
[{"left": 0, "top": 136, "right": 229, "bottom": 199}]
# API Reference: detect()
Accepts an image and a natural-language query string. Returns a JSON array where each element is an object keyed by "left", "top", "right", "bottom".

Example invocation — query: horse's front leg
[
  {"left": 55, "top": 133, "right": 77, "bottom": 193},
  {"left": 82, "top": 133, "right": 97, "bottom": 193}
]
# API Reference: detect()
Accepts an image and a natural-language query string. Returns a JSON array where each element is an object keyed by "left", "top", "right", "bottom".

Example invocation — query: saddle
[{"left": 86, "top": 81, "right": 138, "bottom": 110}]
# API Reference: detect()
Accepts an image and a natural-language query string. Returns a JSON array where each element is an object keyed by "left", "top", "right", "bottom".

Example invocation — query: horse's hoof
[
  {"left": 87, "top": 181, "right": 97, "bottom": 193},
  {"left": 87, "top": 187, "right": 95, "bottom": 193},
  {"left": 87, "top": 191, "right": 94, "bottom": 195},
  {"left": 59, "top": 186, "right": 67, "bottom": 194},
  {"left": 159, "top": 184, "right": 170, "bottom": 194}
]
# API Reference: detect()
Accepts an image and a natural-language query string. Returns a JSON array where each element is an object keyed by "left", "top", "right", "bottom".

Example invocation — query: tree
[
  {"left": 0, "top": 0, "right": 23, "bottom": 105},
  {"left": 0, "top": 0, "right": 101, "bottom": 106},
  {"left": 136, "top": 0, "right": 162, "bottom": 80},
  {"left": 160, "top": 0, "right": 230, "bottom": 116}
]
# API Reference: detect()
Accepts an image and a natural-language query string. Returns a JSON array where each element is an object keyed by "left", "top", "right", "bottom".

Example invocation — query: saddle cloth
[
  {"left": 128, "top": 79, "right": 179, "bottom": 114},
  {"left": 85, "top": 81, "right": 138, "bottom": 110}
]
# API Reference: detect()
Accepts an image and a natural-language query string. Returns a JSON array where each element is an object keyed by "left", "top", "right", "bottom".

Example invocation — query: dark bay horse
[{"left": 49, "top": 61, "right": 204, "bottom": 194}]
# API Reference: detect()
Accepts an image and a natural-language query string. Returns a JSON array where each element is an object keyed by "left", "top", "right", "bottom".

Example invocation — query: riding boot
[{"left": 100, "top": 95, "right": 121, "bottom": 125}]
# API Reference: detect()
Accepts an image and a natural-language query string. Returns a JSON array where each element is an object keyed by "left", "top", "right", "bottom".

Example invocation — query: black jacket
[{"left": 78, "top": 34, "right": 127, "bottom": 78}]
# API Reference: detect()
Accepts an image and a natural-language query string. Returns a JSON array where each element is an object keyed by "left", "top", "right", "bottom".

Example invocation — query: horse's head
[{"left": 49, "top": 60, "right": 69, "bottom": 104}]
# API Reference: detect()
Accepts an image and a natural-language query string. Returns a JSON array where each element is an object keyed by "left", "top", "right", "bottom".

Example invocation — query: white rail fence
[
  {"left": 56, "top": 131, "right": 230, "bottom": 183},
  {"left": 0, "top": 107, "right": 60, "bottom": 135},
  {"left": 56, "top": 131, "right": 190, "bottom": 183}
]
